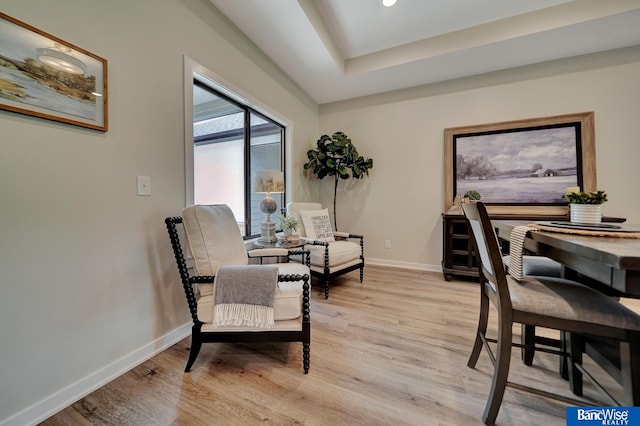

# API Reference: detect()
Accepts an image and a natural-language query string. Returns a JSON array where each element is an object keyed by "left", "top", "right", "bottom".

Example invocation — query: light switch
[{"left": 137, "top": 176, "right": 151, "bottom": 196}]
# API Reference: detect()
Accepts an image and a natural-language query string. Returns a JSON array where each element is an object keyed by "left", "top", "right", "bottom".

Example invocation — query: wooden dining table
[{"left": 492, "top": 220, "right": 640, "bottom": 298}]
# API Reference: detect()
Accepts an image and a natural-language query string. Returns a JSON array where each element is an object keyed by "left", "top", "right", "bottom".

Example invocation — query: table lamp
[{"left": 254, "top": 170, "right": 284, "bottom": 243}]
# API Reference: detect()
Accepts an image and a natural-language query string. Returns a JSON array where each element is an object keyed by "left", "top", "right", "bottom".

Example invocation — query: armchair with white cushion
[
  {"left": 287, "top": 202, "right": 364, "bottom": 299},
  {"left": 165, "top": 204, "right": 311, "bottom": 373}
]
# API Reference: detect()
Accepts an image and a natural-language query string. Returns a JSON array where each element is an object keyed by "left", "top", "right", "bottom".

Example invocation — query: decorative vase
[{"left": 570, "top": 204, "right": 602, "bottom": 224}]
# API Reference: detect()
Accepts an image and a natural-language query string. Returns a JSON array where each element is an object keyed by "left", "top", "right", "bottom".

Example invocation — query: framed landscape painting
[
  {"left": 444, "top": 112, "right": 596, "bottom": 216},
  {"left": 0, "top": 12, "right": 107, "bottom": 131}
]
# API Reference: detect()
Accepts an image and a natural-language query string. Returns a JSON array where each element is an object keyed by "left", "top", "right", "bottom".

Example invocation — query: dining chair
[
  {"left": 462, "top": 201, "right": 640, "bottom": 425},
  {"left": 165, "top": 204, "right": 311, "bottom": 373},
  {"left": 504, "top": 250, "right": 562, "bottom": 368}
]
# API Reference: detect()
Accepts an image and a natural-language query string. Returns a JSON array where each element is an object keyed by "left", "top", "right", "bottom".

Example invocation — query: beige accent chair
[
  {"left": 462, "top": 201, "right": 640, "bottom": 425},
  {"left": 287, "top": 202, "right": 364, "bottom": 299},
  {"left": 165, "top": 204, "right": 311, "bottom": 373}
]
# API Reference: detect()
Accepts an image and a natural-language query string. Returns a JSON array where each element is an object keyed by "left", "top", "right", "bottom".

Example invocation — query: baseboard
[
  {"left": 1, "top": 322, "right": 192, "bottom": 426},
  {"left": 366, "top": 257, "right": 442, "bottom": 273}
]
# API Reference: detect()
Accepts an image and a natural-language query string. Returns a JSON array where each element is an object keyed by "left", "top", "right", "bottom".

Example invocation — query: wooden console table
[
  {"left": 442, "top": 214, "right": 478, "bottom": 281},
  {"left": 441, "top": 212, "right": 569, "bottom": 281}
]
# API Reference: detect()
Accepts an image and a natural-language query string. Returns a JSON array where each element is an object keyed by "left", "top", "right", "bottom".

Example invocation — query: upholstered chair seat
[{"left": 306, "top": 240, "right": 362, "bottom": 269}]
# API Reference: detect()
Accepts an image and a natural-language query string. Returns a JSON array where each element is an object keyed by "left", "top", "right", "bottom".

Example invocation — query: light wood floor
[{"left": 41, "top": 266, "right": 640, "bottom": 425}]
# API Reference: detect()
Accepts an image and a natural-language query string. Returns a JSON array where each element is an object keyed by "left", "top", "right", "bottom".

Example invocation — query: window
[{"left": 192, "top": 78, "right": 285, "bottom": 237}]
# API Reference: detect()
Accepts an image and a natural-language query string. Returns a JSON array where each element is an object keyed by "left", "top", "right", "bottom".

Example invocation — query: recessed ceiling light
[{"left": 382, "top": 0, "right": 397, "bottom": 7}]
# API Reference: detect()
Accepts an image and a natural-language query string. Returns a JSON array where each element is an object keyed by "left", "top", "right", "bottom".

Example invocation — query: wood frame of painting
[
  {"left": 0, "top": 12, "right": 107, "bottom": 131},
  {"left": 444, "top": 112, "right": 596, "bottom": 216}
]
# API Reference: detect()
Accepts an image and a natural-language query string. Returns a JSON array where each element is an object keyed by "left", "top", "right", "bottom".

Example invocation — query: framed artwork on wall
[
  {"left": 444, "top": 112, "right": 596, "bottom": 216},
  {"left": 0, "top": 12, "right": 108, "bottom": 131}
]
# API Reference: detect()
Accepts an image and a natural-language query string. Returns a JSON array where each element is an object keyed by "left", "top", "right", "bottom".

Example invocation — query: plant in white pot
[
  {"left": 278, "top": 214, "right": 300, "bottom": 243},
  {"left": 464, "top": 190, "right": 481, "bottom": 202},
  {"left": 562, "top": 190, "right": 608, "bottom": 224}
]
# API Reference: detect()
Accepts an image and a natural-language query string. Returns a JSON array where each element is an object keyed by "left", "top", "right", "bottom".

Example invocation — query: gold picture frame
[
  {"left": 444, "top": 112, "right": 596, "bottom": 216},
  {"left": 0, "top": 12, "right": 107, "bottom": 131}
]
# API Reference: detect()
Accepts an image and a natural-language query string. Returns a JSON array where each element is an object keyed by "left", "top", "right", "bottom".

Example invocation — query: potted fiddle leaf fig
[
  {"left": 303, "top": 131, "right": 373, "bottom": 230},
  {"left": 562, "top": 190, "right": 607, "bottom": 224}
]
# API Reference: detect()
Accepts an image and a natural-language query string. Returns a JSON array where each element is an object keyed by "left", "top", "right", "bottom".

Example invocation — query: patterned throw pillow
[{"left": 299, "top": 209, "right": 335, "bottom": 242}]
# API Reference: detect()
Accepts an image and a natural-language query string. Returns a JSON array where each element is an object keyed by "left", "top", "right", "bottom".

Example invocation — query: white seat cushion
[
  {"left": 201, "top": 317, "right": 302, "bottom": 332},
  {"left": 306, "top": 240, "right": 361, "bottom": 267},
  {"left": 309, "top": 259, "right": 363, "bottom": 276},
  {"left": 270, "top": 263, "right": 308, "bottom": 320},
  {"left": 275, "top": 262, "right": 309, "bottom": 276},
  {"left": 197, "top": 263, "right": 307, "bottom": 323}
]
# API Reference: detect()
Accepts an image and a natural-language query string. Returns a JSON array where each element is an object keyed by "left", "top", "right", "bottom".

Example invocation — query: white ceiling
[{"left": 210, "top": 0, "right": 640, "bottom": 104}]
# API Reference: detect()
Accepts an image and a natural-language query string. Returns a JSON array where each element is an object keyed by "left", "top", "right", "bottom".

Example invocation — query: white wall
[
  {"left": 0, "top": 1, "right": 318, "bottom": 424},
  {"left": 320, "top": 47, "right": 640, "bottom": 270}
]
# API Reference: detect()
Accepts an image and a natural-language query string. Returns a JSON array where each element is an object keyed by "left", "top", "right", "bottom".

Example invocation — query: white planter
[
  {"left": 570, "top": 204, "right": 602, "bottom": 224},
  {"left": 283, "top": 228, "right": 298, "bottom": 243}
]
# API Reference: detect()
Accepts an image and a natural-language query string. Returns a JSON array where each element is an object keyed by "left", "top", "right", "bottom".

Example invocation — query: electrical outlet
[
  {"left": 384, "top": 239, "right": 391, "bottom": 249},
  {"left": 137, "top": 176, "right": 151, "bottom": 196}
]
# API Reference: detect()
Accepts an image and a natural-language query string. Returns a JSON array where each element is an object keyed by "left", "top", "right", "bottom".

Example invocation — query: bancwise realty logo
[{"left": 566, "top": 407, "right": 639, "bottom": 425}]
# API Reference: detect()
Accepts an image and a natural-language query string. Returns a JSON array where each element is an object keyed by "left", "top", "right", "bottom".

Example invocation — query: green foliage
[
  {"left": 278, "top": 214, "right": 299, "bottom": 231},
  {"left": 562, "top": 190, "right": 608, "bottom": 204},
  {"left": 303, "top": 132, "right": 373, "bottom": 230},
  {"left": 303, "top": 132, "right": 373, "bottom": 180},
  {"left": 464, "top": 190, "right": 481, "bottom": 201}
]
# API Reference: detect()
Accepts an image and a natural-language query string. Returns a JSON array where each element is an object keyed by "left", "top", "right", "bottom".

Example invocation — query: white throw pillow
[{"left": 299, "top": 209, "right": 335, "bottom": 242}]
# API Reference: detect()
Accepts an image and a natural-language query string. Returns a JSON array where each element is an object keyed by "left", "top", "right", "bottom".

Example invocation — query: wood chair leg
[
  {"left": 483, "top": 315, "right": 513, "bottom": 425},
  {"left": 185, "top": 325, "right": 203, "bottom": 372},
  {"left": 359, "top": 266, "right": 364, "bottom": 283},
  {"left": 521, "top": 324, "right": 535, "bottom": 366},
  {"left": 324, "top": 279, "right": 329, "bottom": 299},
  {"left": 559, "top": 331, "right": 569, "bottom": 380},
  {"left": 303, "top": 342, "right": 310, "bottom": 374},
  {"left": 568, "top": 332, "right": 584, "bottom": 397},
  {"left": 468, "top": 289, "right": 489, "bottom": 369},
  {"left": 621, "top": 339, "right": 640, "bottom": 406}
]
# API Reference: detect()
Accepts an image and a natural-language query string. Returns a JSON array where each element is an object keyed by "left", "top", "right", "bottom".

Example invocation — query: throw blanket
[
  {"left": 213, "top": 265, "right": 278, "bottom": 328},
  {"left": 508, "top": 225, "right": 539, "bottom": 281}
]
